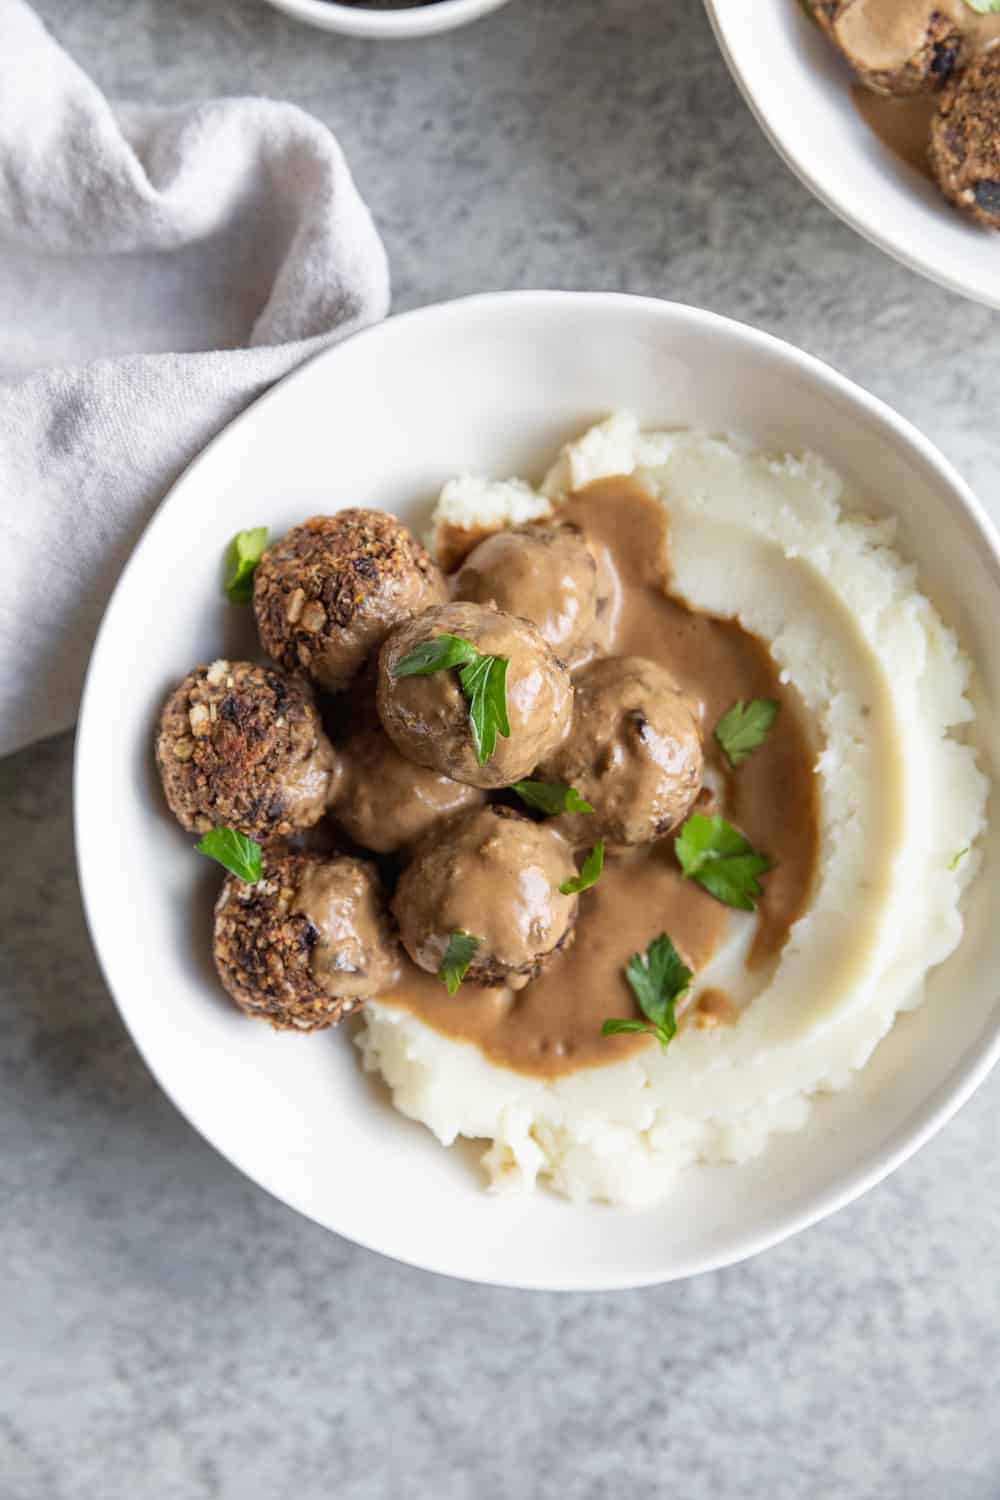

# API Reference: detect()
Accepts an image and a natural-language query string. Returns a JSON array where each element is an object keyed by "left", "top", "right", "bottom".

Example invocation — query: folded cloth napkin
[{"left": 0, "top": 0, "right": 390, "bottom": 757}]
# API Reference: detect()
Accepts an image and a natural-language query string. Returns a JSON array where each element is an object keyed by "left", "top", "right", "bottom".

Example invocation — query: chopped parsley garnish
[
  {"left": 601, "top": 933, "right": 692, "bottom": 1053},
  {"left": 438, "top": 930, "right": 481, "bottom": 995},
  {"left": 390, "top": 633, "right": 480, "bottom": 677},
  {"left": 223, "top": 527, "right": 268, "bottom": 604},
  {"left": 714, "top": 698, "right": 779, "bottom": 768},
  {"left": 391, "top": 633, "right": 510, "bottom": 767},
  {"left": 948, "top": 846, "right": 970, "bottom": 872},
  {"left": 674, "top": 812, "right": 771, "bottom": 912},
  {"left": 964, "top": 0, "right": 1000, "bottom": 14},
  {"left": 559, "top": 839, "right": 605, "bottom": 896},
  {"left": 196, "top": 827, "right": 262, "bottom": 884},
  {"left": 512, "top": 779, "right": 594, "bottom": 816}
]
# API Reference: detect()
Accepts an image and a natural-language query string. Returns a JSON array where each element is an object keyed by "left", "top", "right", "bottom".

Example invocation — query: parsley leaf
[
  {"left": 559, "top": 838, "right": 605, "bottom": 896},
  {"left": 390, "top": 633, "right": 510, "bottom": 767},
  {"left": 601, "top": 932, "right": 692, "bottom": 1053},
  {"left": 196, "top": 827, "right": 262, "bottom": 884},
  {"left": 438, "top": 930, "right": 481, "bottom": 995},
  {"left": 458, "top": 653, "right": 510, "bottom": 766},
  {"left": 224, "top": 527, "right": 268, "bottom": 605},
  {"left": 948, "top": 846, "right": 970, "bottom": 871},
  {"left": 391, "top": 633, "right": 480, "bottom": 678},
  {"left": 964, "top": 0, "right": 1000, "bottom": 13},
  {"left": 714, "top": 698, "right": 779, "bottom": 768},
  {"left": 674, "top": 812, "right": 771, "bottom": 911},
  {"left": 513, "top": 780, "right": 594, "bottom": 816}
]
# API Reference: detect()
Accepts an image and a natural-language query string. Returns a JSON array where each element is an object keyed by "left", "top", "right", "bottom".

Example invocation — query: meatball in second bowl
[
  {"left": 213, "top": 852, "right": 400, "bottom": 1030},
  {"left": 540, "top": 655, "right": 704, "bottom": 847},
  {"left": 393, "top": 806, "right": 578, "bottom": 989},
  {"left": 254, "top": 510, "right": 447, "bottom": 694},
  {"left": 156, "top": 660, "right": 340, "bottom": 840},
  {"left": 377, "top": 601, "right": 574, "bottom": 789}
]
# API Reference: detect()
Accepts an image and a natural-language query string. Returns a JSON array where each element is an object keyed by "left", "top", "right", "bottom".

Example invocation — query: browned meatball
[
  {"left": 393, "top": 807, "right": 578, "bottom": 989},
  {"left": 213, "top": 852, "right": 400, "bottom": 1030},
  {"left": 539, "top": 656, "right": 703, "bottom": 847},
  {"left": 377, "top": 602, "right": 573, "bottom": 790},
  {"left": 930, "top": 47, "right": 1000, "bottom": 226},
  {"left": 155, "top": 660, "right": 340, "bottom": 840},
  {"left": 331, "top": 725, "right": 485, "bottom": 854},
  {"left": 813, "top": 0, "right": 965, "bottom": 96},
  {"left": 453, "top": 523, "right": 612, "bottom": 670},
  {"left": 254, "top": 510, "right": 447, "bottom": 693}
]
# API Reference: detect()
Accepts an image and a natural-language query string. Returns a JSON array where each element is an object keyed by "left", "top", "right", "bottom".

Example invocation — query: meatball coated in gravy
[
  {"left": 393, "top": 806, "right": 578, "bottom": 989},
  {"left": 540, "top": 655, "right": 703, "bottom": 847},
  {"left": 254, "top": 510, "right": 447, "bottom": 694},
  {"left": 377, "top": 601, "right": 573, "bottom": 789},
  {"left": 453, "top": 523, "right": 611, "bottom": 669},
  {"left": 814, "top": 0, "right": 965, "bottom": 95},
  {"left": 930, "top": 47, "right": 1000, "bottom": 226},
  {"left": 213, "top": 852, "right": 400, "bottom": 1030},
  {"left": 156, "top": 660, "right": 340, "bottom": 840},
  {"left": 331, "top": 725, "right": 485, "bottom": 854}
]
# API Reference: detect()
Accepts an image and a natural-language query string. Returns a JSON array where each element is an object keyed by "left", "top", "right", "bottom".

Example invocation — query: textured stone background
[{"left": 4, "top": 1, "right": 999, "bottom": 1496}]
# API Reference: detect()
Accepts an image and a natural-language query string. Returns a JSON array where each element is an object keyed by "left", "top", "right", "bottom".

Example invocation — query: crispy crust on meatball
[
  {"left": 253, "top": 510, "right": 447, "bottom": 693},
  {"left": 814, "top": 0, "right": 964, "bottom": 95},
  {"left": 155, "top": 660, "right": 339, "bottom": 840},
  {"left": 212, "top": 853, "right": 397, "bottom": 1030},
  {"left": 930, "top": 46, "right": 1000, "bottom": 226}
]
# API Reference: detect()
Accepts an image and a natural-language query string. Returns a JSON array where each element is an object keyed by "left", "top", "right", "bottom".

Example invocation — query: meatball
[
  {"left": 331, "top": 725, "right": 486, "bottom": 854},
  {"left": 813, "top": 0, "right": 964, "bottom": 96},
  {"left": 930, "top": 47, "right": 1000, "bottom": 227},
  {"left": 453, "top": 523, "right": 612, "bottom": 669},
  {"left": 393, "top": 806, "right": 578, "bottom": 989},
  {"left": 213, "top": 852, "right": 400, "bottom": 1030},
  {"left": 254, "top": 510, "right": 447, "bottom": 694},
  {"left": 156, "top": 660, "right": 340, "bottom": 840},
  {"left": 539, "top": 656, "right": 703, "bottom": 847},
  {"left": 377, "top": 602, "right": 573, "bottom": 790}
]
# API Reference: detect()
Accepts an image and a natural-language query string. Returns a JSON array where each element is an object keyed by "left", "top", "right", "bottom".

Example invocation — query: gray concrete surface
[{"left": 4, "top": 1, "right": 999, "bottom": 1495}]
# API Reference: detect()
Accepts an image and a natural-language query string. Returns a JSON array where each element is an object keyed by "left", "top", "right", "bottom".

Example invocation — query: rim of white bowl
[
  {"left": 74, "top": 291, "right": 1000, "bottom": 1290},
  {"left": 702, "top": 0, "right": 1000, "bottom": 311},
  {"left": 262, "top": 0, "right": 512, "bottom": 40}
]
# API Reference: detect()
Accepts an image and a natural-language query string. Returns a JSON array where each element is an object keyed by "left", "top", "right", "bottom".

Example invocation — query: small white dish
[
  {"left": 703, "top": 0, "right": 1000, "bottom": 309},
  {"left": 261, "top": 0, "right": 511, "bottom": 40},
  {"left": 75, "top": 292, "right": 1000, "bottom": 1290}
]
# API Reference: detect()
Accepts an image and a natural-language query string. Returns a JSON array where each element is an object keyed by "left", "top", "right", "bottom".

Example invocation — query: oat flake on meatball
[
  {"left": 213, "top": 852, "right": 400, "bottom": 1030},
  {"left": 253, "top": 510, "right": 447, "bottom": 694},
  {"left": 155, "top": 660, "right": 340, "bottom": 840}
]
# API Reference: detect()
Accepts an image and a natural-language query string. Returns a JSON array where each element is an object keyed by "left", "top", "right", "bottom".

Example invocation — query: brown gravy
[
  {"left": 851, "top": 86, "right": 936, "bottom": 180},
  {"left": 379, "top": 477, "right": 820, "bottom": 1079}
]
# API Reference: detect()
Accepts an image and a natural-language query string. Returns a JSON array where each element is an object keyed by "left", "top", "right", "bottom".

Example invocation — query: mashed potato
[{"left": 358, "top": 414, "right": 989, "bottom": 1206}]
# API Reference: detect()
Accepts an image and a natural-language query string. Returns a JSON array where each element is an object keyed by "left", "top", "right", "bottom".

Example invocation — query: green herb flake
[
  {"left": 674, "top": 812, "right": 771, "bottom": 912},
  {"left": 559, "top": 839, "right": 604, "bottom": 896},
  {"left": 948, "top": 846, "right": 970, "bottom": 872},
  {"left": 224, "top": 527, "right": 268, "bottom": 605},
  {"left": 438, "top": 930, "right": 481, "bottom": 995},
  {"left": 714, "top": 698, "right": 779, "bottom": 768},
  {"left": 964, "top": 0, "right": 1000, "bottom": 14},
  {"left": 391, "top": 633, "right": 510, "bottom": 768},
  {"left": 458, "top": 653, "right": 510, "bottom": 766},
  {"left": 601, "top": 933, "right": 692, "bottom": 1053},
  {"left": 196, "top": 827, "right": 263, "bottom": 884},
  {"left": 391, "top": 633, "right": 480, "bottom": 678},
  {"left": 512, "top": 780, "right": 594, "bottom": 816}
]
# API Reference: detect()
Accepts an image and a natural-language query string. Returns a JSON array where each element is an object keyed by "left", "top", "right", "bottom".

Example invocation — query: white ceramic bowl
[
  {"left": 75, "top": 292, "right": 1000, "bottom": 1290},
  {"left": 704, "top": 0, "right": 1000, "bottom": 308},
  {"left": 261, "top": 0, "right": 511, "bottom": 40}
]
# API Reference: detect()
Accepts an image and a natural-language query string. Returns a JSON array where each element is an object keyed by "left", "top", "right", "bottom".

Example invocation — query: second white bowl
[{"left": 262, "top": 0, "right": 511, "bottom": 40}]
